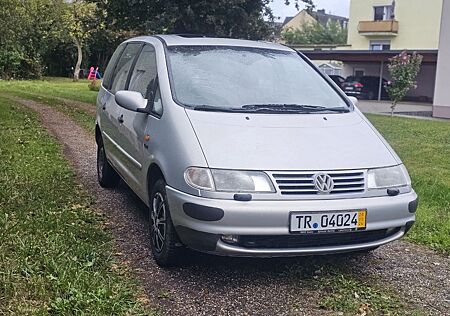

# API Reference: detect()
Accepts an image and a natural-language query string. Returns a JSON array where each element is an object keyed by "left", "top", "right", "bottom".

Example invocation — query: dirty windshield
[{"left": 167, "top": 46, "right": 349, "bottom": 112}]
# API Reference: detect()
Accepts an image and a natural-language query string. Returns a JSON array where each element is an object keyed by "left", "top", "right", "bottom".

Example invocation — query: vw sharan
[{"left": 95, "top": 35, "right": 417, "bottom": 266}]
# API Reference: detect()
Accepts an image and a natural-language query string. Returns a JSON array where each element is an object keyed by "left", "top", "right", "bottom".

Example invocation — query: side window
[
  {"left": 110, "top": 43, "right": 141, "bottom": 94},
  {"left": 128, "top": 45, "right": 158, "bottom": 98},
  {"left": 102, "top": 44, "right": 125, "bottom": 90}
]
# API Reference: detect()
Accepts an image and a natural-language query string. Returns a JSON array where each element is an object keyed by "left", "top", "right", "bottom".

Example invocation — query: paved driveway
[{"left": 357, "top": 100, "right": 433, "bottom": 117}]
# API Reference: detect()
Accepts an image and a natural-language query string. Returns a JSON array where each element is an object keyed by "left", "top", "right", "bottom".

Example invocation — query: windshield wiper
[
  {"left": 241, "top": 104, "right": 350, "bottom": 113},
  {"left": 192, "top": 105, "right": 248, "bottom": 113},
  {"left": 192, "top": 104, "right": 350, "bottom": 114}
]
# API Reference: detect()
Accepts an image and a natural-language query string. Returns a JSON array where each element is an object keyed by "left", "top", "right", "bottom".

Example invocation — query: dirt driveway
[{"left": 10, "top": 96, "right": 450, "bottom": 315}]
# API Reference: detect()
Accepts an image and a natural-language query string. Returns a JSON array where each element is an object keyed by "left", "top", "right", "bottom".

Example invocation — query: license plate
[
  {"left": 289, "top": 210, "right": 366, "bottom": 233},
  {"left": 345, "top": 87, "right": 354, "bottom": 91}
]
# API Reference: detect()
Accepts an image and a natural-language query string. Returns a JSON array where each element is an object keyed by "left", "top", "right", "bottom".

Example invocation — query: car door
[
  {"left": 101, "top": 42, "right": 142, "bottom": 181},
  {"left": 115, "top": 43, "right": 159, "bottom": 196},
  {"left": 98, "top": 43, "right": 125, "bottom": 160}
]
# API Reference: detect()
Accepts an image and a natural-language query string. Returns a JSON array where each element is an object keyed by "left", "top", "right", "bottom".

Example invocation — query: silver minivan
[{"left": 96, "top": 35, "right": 417, "bottom": 266}]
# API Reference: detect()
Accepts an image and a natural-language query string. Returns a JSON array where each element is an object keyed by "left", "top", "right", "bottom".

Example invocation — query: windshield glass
[{"left": 166, "top": 46, "right": 349, "bottom": 112}]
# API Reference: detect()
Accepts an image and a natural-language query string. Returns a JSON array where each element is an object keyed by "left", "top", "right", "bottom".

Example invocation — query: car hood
[{"left": 185, "top": 109, "right": 398, "bottom": 171}]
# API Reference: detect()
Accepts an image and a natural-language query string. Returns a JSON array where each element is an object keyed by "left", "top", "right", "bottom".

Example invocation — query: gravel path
[
  {"left": 9, "top": 96, "right": 450, "bottom": 316},
  {"left": 54, "top": 96, "right": 97, "bottom": 115}
]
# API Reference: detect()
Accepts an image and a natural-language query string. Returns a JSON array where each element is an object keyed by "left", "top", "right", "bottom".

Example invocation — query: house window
[
  {"left": 370, "top": 40, "right": 391, "bottom": 51},
  {"left": 374, "top": 5, "right": 394, "bottom": 21}
]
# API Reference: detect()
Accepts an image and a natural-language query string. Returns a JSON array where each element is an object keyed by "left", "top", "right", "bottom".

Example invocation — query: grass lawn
[
  {"left": 0, "top": 77, "right": 98, "bottom": 104},
  {"left": 0, "top": 97, "right": 154, "bottom": 314},
  {"left": 368, "top": 115, "right": 450, "bottom": 253},
  {"left": 0, "top": 79, "right": 96, "bottom": 134}
]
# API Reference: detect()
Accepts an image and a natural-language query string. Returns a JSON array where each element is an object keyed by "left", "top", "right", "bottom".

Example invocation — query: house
[
  {"left": 282, "top": 9, "right": 348, "bottom": 32},
  {"left": 317, "top": 62, "right": 343, "bottom": 76},
  {"left": 299, "top": 0, "right": 450, "bottom": 119}
]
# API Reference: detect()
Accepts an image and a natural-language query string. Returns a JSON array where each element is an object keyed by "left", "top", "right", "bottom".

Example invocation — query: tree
[
  {"left": 63, "top": 0, "right": 102, "bottom": 81},
  {"left": 282, "top": 20, "right": 347, "bottom": 45},
  {"left": 0, "top": 0, "right": 66, "bottom": 79},
  {"left": 95, "top": 0, "right": 315, "bottom": 40},
  {"left": 386, "top": 51, "right": 423, "bottom": 116}
]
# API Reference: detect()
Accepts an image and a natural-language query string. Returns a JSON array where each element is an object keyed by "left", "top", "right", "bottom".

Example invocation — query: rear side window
[
  {"left": 102, "top": 44, "right": 125, "bottom": 90},
  {"left": 110, "top": 43, "right": 142, "bottom": 94},
  {"left": 128, "top": 45, "right": 158, "bottom": 98}
]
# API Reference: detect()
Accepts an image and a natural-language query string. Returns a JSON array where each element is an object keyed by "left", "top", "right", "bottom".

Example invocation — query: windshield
[{"left": 166, "top": 46, "right": 349, "bottom": 112}]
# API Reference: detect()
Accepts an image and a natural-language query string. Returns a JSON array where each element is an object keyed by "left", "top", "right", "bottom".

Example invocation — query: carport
[{"left": 299, "top": 50, "right": 438, "bottom": 102}]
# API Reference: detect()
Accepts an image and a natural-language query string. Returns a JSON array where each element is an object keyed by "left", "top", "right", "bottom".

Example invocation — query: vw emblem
[{"left": 313, "top": 173, "right": 334, "bottom": 193}]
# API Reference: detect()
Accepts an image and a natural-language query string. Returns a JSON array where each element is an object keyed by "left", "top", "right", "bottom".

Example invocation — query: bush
[
  {"left": 88, "top": 79, "right": 100, "bottom": 91},
  {"left": 386, "top": 51, "right": 423, "bottom": 116}
]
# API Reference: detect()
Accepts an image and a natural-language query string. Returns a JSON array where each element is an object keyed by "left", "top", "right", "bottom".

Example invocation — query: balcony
[{"left": 358, "top": 20, "right": 399, "bottom": 36}]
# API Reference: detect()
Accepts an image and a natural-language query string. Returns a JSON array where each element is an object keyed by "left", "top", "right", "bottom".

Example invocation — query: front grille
[
  {"left": 272, "top": 170, "right": 365, "bottom": 195},
  {"left": 238, "top": 229, "right": 399, "bottom": 249}
]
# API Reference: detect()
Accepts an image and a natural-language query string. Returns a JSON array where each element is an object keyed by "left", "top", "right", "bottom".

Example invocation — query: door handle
[{"left": 118, "top": 114, "right": 124, "bottom": 124}]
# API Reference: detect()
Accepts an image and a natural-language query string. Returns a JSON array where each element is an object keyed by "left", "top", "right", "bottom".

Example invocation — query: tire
[
  {"left": 149, "top": 179, "right": 183, "bottom": 267},
  {"left": 97, "top": 141, "right": 120, "bottom": 188}
]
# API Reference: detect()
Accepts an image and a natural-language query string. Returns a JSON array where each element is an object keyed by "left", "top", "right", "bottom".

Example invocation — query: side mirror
[
  {"left": 348, "top": 96, "right": 358, "bottom": 107},
  {"left": 115, "top": 90, "right": 148, "bottom": 112}
]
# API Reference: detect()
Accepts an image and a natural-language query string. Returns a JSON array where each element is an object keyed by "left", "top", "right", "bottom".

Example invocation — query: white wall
[{"left": 433, "top": 0, "right": 450, "bottom": 118}]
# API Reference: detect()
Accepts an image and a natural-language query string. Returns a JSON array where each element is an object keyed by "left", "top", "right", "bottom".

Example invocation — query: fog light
[{"left": 221, "top": 235, "right": 239, "bottom": 244}]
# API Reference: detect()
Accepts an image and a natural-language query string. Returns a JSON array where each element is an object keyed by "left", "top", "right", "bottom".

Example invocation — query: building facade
[
  {"left": 347, "top": 0, "right": 443, "bottom": 50},
  {"left": 299, "top": 0, "right": 449, "bottom": 118}
]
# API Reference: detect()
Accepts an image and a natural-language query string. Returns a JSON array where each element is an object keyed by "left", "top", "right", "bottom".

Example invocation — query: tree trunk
[
  {"left": 73, "top": 38, "right": 82, "bottom": 82},
  {"left": 390, "top": 101, "right": 397, "bottom": 117}
]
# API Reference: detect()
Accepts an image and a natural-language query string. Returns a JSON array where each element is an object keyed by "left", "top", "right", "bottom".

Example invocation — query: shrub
[
  {"left": 88, "top": 79, "right": 100, "bottom": 91},
  {"left": 386, "top": 51, "right": 423, "bottom": 116}
]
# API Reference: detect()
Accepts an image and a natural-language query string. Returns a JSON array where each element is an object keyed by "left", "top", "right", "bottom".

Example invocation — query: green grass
[
  {"left": 0, "top": 79, "right": 97, "bottom": 134},
  {"left": 0, "top": 97, "right": 154, "bottom": 315},
  {"left": 0, "top": 77, "right": 98, "bottom": 104},
  {"left": 316, "top": 270, "right": 423, "bottom": 316},
  {"left": 284, "top": 259, "right": 423, "bottom": 315},
  {"left": 368, "top": 115, "right": 450, "bottom": 253}
]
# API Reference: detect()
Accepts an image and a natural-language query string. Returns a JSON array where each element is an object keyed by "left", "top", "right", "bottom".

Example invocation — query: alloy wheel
[{"left": 151, "top": 192, "right": 167, "bottom": 253}]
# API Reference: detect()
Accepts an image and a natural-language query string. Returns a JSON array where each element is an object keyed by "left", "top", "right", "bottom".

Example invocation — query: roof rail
[{"left": 170, "top": 33, "right": 207, "bottom": 38}]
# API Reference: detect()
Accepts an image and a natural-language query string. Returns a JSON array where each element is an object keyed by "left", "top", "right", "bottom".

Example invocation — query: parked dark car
[
  {"left": 328, "top": 75, "right": 345, "bottom": 88},
  {"left": 342, "top": 76, "right": 389, "bottom": 100}
]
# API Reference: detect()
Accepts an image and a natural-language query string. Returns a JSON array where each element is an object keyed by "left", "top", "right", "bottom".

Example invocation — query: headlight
[
  {"left": 211, "top": 169, "right": 275, "bottom": 192},
  {"left": 184, "top": 167, "right": 214, "bottom": 191},
  {"left": 184, "top": 167, "right": 275, "bottom": 193},
  {"left": 367, "top": 165, "right": 411, "bottom": 189}
]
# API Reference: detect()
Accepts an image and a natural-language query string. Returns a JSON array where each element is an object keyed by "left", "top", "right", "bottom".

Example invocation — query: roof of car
[{"left": 129, "top": 34, "right": 293, "bottom": 52}]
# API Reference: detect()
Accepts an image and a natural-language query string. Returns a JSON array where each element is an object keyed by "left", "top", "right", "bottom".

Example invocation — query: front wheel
[{"left": 149, "top": 179, "right": 183, "bottom": 267}]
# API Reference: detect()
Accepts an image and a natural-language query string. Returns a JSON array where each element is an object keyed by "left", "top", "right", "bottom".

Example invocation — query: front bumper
[{"left": 166, "top": 186, "right": 417, "bottom": 257}]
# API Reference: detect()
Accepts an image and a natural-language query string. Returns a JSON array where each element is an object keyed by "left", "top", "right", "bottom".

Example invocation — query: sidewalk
[{"left": 357, "top": 100, "right": 446, "bottom": 120}]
